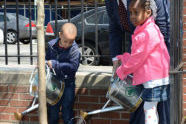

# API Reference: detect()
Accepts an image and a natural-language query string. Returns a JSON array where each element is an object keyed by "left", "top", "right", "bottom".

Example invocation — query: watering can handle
[
  {"left": 29, "top": 66, "right": 37, "bottom": 83},
  {"left": 45, "top": 63, "right": 56, "bottom": 76}
]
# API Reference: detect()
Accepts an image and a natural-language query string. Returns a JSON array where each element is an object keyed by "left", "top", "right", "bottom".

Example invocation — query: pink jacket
[{"left": 116, "top": 17, "right": 170, "bottom": 85}]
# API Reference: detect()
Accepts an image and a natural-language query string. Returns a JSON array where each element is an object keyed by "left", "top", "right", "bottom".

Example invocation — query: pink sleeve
[
  {"left": 116, "top": 52, "right": 130, "bottom": 64},
  {"left": 116, "top": 31, "right": 160, "bottom": 80}
]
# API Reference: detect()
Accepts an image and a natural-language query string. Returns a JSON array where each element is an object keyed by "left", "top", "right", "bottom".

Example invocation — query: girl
[{"left": 116, "top": 0, "right": 170, "bottom": 124}]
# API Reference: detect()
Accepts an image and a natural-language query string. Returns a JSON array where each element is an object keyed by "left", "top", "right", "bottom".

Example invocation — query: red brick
[
  {"left": 183, "top": 8, "right": 186, "bottom": 15},
  {"left": 9, "top": 85, "right": 29, "bottom": 93},
  {"left": 183, "top": 87, "right": 186, "bottom": 94},
  {"left": 0, "top": 93, "right": 19, "bottom": 99},
  {"left": 19, "top": 94, "right": 34, "bottom": 100},
  {"left": 0, "top": 114, "right": 10, "bottom": 120},
  {"left": 100, "top": 96, "right": 108, "bottom": 103},
  {"left": 183, "top": 32, "right": 186, "bottom": 39},
  {"left": 183, "top": 78, "right": 186, "bottom": 86},
  {"left": 184, "top": 16, "right": 186, "bottom": 22},
  {"left": 0, "top": 100, "right": 9, "bottom": 106},
  {"left": 30, "top": 116, "right": 39, "bottom": 121},
  {"left": 183, "top": 102, "right": 186, "bottom": 109},
  {"left": 0, "top": 85, "right": 8, "bottom": 92},
  {"left": 76, "top": 103, "right": 104, "bottom": 110},
  {"left": 75, "top": 88, "right": 89, "bottom": 95},
  {"left": 89, "top": 89, "right": 107, "bottom": 96},
  {"left": 183, "top": 109, "right": 186, "bottom": 116},
  {"left": 183, "top": 94, "right": 186, "bottom": 101},
  {"left": 184, "top": 23, "right": 186, "bottom": 30},
  {"left": 79, "top": 96, "right": 98, "bottom": 103},
  {"left": 0, "top": 107, "right": 17, "bottom": 113},
  {"left": 111, "top": 119, "right": 129, "bottom": 124},
  {"left": 21, "top": 115, "right": 30, "bottom": 121},
  {"left": 183, "top": 74, "right": 186, "bottom": 78},
  {"left": 10, "top": 100, "right": 31, "bottom": 107},
  {"left": 121, "top": 112, "right": 130, "bottom": 119},
  {"left": 90, "top": 119, "right": 110, "bottom": 124},
  {"left": 99, "top": 111, "right": 120, "bottom": 119}
]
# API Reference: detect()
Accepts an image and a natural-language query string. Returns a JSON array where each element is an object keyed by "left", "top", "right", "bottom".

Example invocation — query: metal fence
[
  {"left": 170, "top": 0, "right": 184, "bottom": 123},
  {"left": 0, "top": 0, "right": 185, "bottom": 123}
]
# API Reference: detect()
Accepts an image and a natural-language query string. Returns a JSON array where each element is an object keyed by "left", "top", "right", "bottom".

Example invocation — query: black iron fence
[{"left": 0, "top": 0, "right": 131, "bottom": 66}]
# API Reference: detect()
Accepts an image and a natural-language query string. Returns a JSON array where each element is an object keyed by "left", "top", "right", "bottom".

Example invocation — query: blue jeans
[{"left": 48, "top": 81, "right": 75, "bottom": 124}]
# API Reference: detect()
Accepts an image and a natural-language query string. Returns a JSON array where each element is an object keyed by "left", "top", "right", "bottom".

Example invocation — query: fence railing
[{"left": 0, "top": 1, "right": 131, "bottom": 66}]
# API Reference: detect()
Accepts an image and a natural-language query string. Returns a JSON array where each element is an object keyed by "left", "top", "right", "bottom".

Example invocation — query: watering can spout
[
  {"left": 14, "top": 112, "right": 23, "bottom": 120},
  {"left": 80, "top": 110, "right": 88, "bottom": 119}
]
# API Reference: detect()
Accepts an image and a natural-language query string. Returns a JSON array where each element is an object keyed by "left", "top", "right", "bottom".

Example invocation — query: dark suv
[{"left": 45, "top": 6, "right": 111, "bottom": 65}]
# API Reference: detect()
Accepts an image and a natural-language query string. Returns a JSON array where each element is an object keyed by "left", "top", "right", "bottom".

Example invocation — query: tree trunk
[{"left": 36, "top": 0, "right": 48, "bottom": 124}]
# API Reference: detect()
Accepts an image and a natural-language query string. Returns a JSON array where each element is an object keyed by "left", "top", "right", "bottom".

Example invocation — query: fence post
[
  {"left": 170, "top": 0, "right": 183, "bottom": 123},
  {"left": 36, "top": 0, "right": 48, "bottom": 124}
]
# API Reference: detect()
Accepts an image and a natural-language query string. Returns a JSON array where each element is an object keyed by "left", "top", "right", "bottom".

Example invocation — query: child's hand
[{"left": 47, "top": 60, "right": 53, "bottom": 69}]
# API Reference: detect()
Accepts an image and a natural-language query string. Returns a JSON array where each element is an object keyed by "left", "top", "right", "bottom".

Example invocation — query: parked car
[
  {"left": 45, "top": 6, "right": 112, "bottom": 66},
  {"left": 0, "top": 28, "right": 3, "bottom": 43},
  {"left": 0, "top": 12, "right": 37, "bottom": 44}
]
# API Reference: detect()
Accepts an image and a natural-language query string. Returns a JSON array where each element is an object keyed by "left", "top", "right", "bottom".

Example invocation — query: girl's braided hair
[{"left": 131, "top": 0, "right": 157, "bottom": 19}]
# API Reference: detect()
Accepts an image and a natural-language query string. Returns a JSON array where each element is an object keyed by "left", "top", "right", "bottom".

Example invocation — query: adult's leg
[
  {"left": 105, "top": 0, "right": 123, "bottom": 58},
  {"left": 157, "top": 100, "right": 170, "bottom": 124},
  {"left": 61, "top": 82, "right": 75, "bottom": 124},
  {"left": 129, "top": 102, "right": 145, "bottom": 124},
  {"left": 48, "top": 103, "right": 60, "bottom": 124},
  {"left": 157, "top": 85, "right": 170, "bottom": 124}
]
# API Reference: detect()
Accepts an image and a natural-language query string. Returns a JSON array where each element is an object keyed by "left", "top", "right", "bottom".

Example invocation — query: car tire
[
  {"left": 6, "top": 30, "right": 17, "bottom": 44},
  {"left": 79, "top": 43, "right": 100, "bottom": 66},
  {"left": 20, "top": 39, "right": 30, "bottom": 44}
]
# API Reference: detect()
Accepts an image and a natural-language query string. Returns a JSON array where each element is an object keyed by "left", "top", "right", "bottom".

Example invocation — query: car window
[
  {"left": 86, "top": 11, "right": 104, "bottom": 24},
  {"left": 0, "top": 15, "right": 4, "bottom": 22},
  {"left": 103, "top": 11, "right": 109, "bottom": 24},
  {"left": 0, "top": 15, "right": 9, "bottom": 22}
]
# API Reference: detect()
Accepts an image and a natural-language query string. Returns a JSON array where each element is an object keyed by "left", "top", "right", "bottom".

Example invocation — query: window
[
  {"left": 0, "top": 15, "right": 9, "bottom": 22},
  {"left": 0, "top": 15, "right": 4, "bottom": 22},
  {"left": 103, "top": 11, "right": 109, "bottom": 24},
  {"left": 86, "top": 10, "right": 104, "bottom": 24}
]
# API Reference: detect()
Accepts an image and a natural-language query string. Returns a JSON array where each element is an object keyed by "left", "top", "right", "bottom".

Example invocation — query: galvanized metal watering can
[{"left": 79, "top": 75, "right": 143, "bottom": 121}]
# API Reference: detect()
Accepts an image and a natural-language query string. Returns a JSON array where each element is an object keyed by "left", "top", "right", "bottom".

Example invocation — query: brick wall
[
  {"left": 0, "top": 84, "right": 130, "bottom": 124},
  {"left": 0, "top": 65, "right": 131, "bottom": 124}
]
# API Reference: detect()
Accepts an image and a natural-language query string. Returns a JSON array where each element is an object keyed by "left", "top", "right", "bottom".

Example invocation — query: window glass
[
  {"left": 0, "top": 15, "right": 4, "bottom": 22},
  {"left": 103, "top": 11, "right": 109, "bottom": 24},
  {"left": 86, "top": 10, "right": 104, "bottom": 24}
]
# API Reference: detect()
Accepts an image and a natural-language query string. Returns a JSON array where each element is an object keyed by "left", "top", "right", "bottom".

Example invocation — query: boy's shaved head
[{"left": 61, "top": 23, "right": 77, "bottom": 40}]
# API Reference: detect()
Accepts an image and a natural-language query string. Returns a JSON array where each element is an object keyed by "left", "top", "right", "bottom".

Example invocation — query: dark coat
[
  {"left": 105, "top": 0, "right": 170, "bottom": 58},
  {"left": 45, "top": 38, "right": 81, "bottom": 83}
]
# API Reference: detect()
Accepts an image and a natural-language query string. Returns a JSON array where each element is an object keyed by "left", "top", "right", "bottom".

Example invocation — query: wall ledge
[{"left": 0, "top": 64, "right": 112, "bottom": 89}]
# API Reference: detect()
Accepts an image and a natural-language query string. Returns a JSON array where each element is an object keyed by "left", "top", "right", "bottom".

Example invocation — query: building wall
[
  {"left": 0, "top": 66, "right": 130, "bottom": 124},
  {"left": 0, "top": 84, "right": 130, "bottom": 124}
]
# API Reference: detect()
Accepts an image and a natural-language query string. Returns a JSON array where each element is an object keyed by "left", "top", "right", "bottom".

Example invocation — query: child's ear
[{"left": 147, "top": 9, "right": 152, "bottom": 17}]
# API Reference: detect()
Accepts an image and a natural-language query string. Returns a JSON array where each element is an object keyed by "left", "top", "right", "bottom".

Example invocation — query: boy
[{"left": 46, "top": 23, "right": 81, "bottom": 124}]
